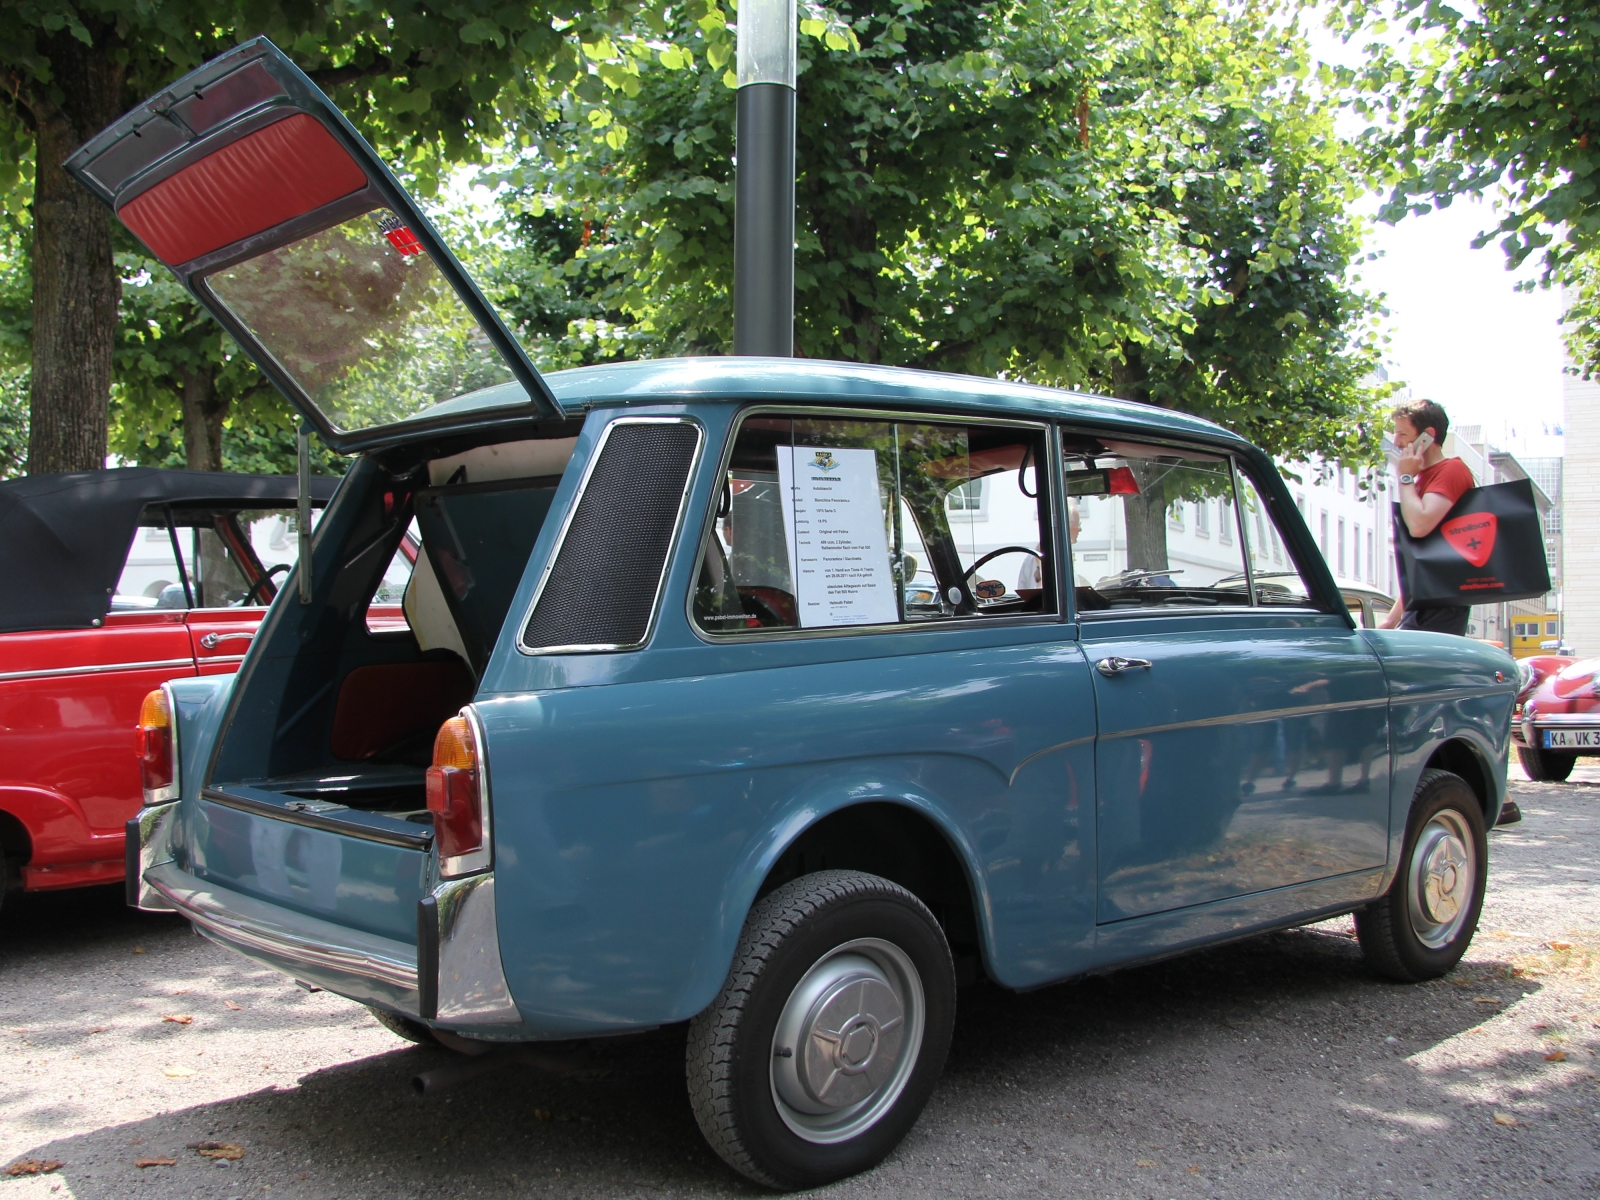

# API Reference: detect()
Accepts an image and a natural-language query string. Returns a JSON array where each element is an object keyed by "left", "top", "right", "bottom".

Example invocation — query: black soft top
[{"left": 0, "top": 467, "right": 339, "bottom": 634}]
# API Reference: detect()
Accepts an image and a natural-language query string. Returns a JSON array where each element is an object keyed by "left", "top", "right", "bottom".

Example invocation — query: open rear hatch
[{"left": 65, "top": 37, "right": 564, "bottom": 454}]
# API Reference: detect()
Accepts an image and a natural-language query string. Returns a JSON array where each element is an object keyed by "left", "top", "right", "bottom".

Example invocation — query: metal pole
[
  {"left": 733, "top": 0, "right": 796, "bottom": 357},
  {"left": 297, "top": 422, "right": 313, "bottom": 604}
]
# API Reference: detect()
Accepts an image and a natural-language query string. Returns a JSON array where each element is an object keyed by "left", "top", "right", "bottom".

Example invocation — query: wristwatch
[{"left": 1398, "top": 473, "right": 1417, "bottom": 485}]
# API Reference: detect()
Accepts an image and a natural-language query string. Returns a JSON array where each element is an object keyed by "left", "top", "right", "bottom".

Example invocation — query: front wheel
[
  {"left": 686, "top": 870, "right": 956, "bottom": 1190},
  {"left": 1517, "top": 744, "right": 1576, "bottom": 782},
  {"left": 1356, "top": 769, "right": 1487, "bottom": 982}
]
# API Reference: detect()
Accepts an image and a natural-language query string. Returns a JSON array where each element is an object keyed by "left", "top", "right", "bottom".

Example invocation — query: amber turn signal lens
[
  {"left": 138, "top": 688, "right": 171, "bottom": 731},
  {"left": 431, "top": 716, "right": 476, "bottom": 771},
  {"left": 135, "top": 688, "right": 175, "bottom": 803}
]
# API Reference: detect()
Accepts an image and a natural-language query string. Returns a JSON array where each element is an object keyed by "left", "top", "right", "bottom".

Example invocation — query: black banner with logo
[{"left": 1392, "top": 478, "right": 1550, "bottom": 608}]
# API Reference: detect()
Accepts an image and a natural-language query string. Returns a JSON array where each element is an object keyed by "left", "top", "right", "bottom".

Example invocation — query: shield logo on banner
[{"left": 1442, "top": 512, "right": 1497, "bottom": 568}]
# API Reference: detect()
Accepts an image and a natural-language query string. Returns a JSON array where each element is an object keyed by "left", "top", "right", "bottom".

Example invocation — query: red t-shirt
[{"left": 1415, "top": 456, "right": 1475, "bottom": 506}]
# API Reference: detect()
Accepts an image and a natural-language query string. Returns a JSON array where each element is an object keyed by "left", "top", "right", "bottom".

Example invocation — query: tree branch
[{"left": 307, "top": 51, "right": 426, "bottom": 91}]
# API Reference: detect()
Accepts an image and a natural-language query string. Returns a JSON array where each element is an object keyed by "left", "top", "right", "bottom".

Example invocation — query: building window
[
  {"left": 1337, "top": 517, "right": 1346, "bottom": 576},
  {"left": 1219, "top": 496, "right": 1233, "bottom": 544},
  {"left": 1169, "top": 501, "right": 1184, "bottom": 530},
  {"left": 1319, "top": 510, "right": 1329, "bottom": 557},
  {"left": 1194, "top": 499, "right": 1210, "bottom": 536},
  {"left": 1269, "top": 523, "right": 1282, "bottom": 564},
  {"left": 947, "top": 478, "right": 985, "bottom": 512},
  {"left": 1547, "top": 620, "right": 1559, "bottom": 636},
  {"left": 1337, "top": 467, "right": 1346, "bottom": 494},
  {"left": 1366, "top": 529, "right": 1374, "bottom": 584}
]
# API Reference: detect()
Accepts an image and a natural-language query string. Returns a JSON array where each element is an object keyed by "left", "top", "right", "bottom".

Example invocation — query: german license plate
[{"left": 1544, "top": 729, "right": 1600, "bottom": 749}]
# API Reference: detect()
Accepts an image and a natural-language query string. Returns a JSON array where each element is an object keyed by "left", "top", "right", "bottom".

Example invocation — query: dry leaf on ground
[
  {"left": 1135, "top": 1159, "right": 1158, "bottom": 1168},
  {"left": 87, "top": 1026, "right": 108, "bottom": 1034},
  {"left": 1493, "top": 1111, "right": 1519, "bottom": 1126},
  {"left": 188, "top": 1142, "right": 244, "bottom": 1160},
  {"left": 1474, "top": 997, "right": 1503, "bottom": 1005},
  {"left": 4, "top": 1160, "right": 63, "bottom": 1176},
  {"left": 534, "top": 1108, "right": 551, "bottom": 1121},
  {"left": 1550, "top": 942, "right": 1572, "bottom": 951},
  {"left": 162, "top": 1066, "right": 195, "bottom": 1078},
  {"left": 133, "top": 946, "right": 146, "bottom": 954},
  {"left": 162, "top": 1014, "right": 193, "bottom": 1025},
  {"left": 1544, "top": 1050, "right": 1568, "bottom": 1062},
  {"left": 223, "top": 1000, "right": 242, "bottom": 1011},
  {"left": 135, "top": 1157, "right": 177, "bottom": 1168}
]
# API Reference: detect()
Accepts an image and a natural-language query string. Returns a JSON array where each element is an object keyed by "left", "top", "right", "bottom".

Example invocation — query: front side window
[
  {"left": 1235, "top": 472, "right": 1318, "bottom": 606},
  {"left": 693, "top": 415, "right": 1054, "bottom": 634},
  {"left": 115, "top": 507, "right": 282, "bottom": 610}
]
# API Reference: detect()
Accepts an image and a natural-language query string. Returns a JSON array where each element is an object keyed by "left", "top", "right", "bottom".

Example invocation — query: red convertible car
[
  {"left": 1512, "top": 653, "right": 1599, "bottom": 781},
  {"left": 0, "top": 468, "right": 344, "bottom": 905}
]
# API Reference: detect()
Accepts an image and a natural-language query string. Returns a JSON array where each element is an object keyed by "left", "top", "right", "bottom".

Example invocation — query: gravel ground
[{"left": 2, "top": 763, "right": 1597, "bottom": 1200}]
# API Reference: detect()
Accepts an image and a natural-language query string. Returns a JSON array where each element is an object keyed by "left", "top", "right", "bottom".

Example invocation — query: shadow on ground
[{"left": 7, "top": 919, "right": 1574, "bottom": 1200}]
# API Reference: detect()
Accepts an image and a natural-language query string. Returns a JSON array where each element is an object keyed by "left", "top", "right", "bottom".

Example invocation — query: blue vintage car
[{"left": 86, "top": 41, "right": 1515, "bottom": 1190}]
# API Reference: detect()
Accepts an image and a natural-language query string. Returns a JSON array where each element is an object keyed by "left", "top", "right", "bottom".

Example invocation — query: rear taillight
[
  {"left": 426, "top": 713, "right": 490, "bottom": 877},
  {"left": 135, "top": 688, "right": 177, "bottom": 804}
]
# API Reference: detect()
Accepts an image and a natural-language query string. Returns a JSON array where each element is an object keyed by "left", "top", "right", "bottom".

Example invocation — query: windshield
[{"left": 204, "top": 208, "right": 519, "bottom": 433}]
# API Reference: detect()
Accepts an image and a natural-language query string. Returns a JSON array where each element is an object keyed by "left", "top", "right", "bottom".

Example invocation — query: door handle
[
  {"left": 1095, "top": 655, "right": 1152, "bottom": 678},
  {"left": 198, "top": 631, "right": 255, "bottom": 650}
]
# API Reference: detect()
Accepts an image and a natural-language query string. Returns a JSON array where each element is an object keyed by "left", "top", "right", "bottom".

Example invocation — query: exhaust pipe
[{"left": 412, "top": 1039, "right": 593, "bottom": 1097}]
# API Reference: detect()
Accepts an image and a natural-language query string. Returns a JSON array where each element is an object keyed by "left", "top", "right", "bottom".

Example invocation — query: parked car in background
[
  {"left": 0, "top": 468, "right": 346, "bottom": 904},
  {"left": 1512, "top": 653, "right": 1599, "bottom": 781},
  {"left": 98, "top": 40, "right": 1517, "bottom": 1192}
]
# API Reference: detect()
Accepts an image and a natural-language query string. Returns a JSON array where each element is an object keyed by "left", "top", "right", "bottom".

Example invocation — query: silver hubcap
[
  {"left": 770, "top": 938, "right": 924, "bottom": 1144},
  {"left": 1407, "top": 809, "right": 1476, "bottom": 950}
]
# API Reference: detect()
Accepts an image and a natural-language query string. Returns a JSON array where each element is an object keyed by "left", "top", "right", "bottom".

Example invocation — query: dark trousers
[{"left": 1399, "top": 605, "right": 1471, "bottom": 636}]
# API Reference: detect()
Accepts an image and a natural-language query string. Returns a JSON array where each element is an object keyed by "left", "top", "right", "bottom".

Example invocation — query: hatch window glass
[
  {"left": 1063, "top": 438, "right": 1252, "bottom": 614},
  {"left": 203, "top": 208, "right": 518, "bottom": 433},
  {"left": 694, "top": 415, "right": 1053, "bottom": 634}
]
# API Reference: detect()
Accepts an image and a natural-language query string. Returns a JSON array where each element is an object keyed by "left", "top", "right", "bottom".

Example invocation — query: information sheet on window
[{"left": 777, "top": 445, "right": 899, "bottom": 627}]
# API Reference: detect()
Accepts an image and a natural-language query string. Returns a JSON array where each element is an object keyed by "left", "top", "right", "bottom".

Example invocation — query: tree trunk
[
  {"left": 179, "top": 367, "right": 228, "bottom": 472},
  {"left": 1122, "top": 489, "right": 1170, "bottom": 572},
  {"left": 1110, "top": 350, "right": 1170, "bottom": 573},
  {"left": 24, "top": 29, "right": 127, "bottom": 475}
]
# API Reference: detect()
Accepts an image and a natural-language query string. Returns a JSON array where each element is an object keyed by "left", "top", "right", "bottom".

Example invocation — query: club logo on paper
[
  {"left": 1442, "top": 512, "right": 1497, "bottom": 568},
  {"left": 809, "top": 450, "right": 839, "bottom": 473}
]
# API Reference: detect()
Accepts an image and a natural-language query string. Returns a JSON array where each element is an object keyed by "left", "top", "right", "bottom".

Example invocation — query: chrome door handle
[
  {"left": 198, "top": 631, "right": 255, "bottom": 650},
  {"left": 1095, "top": 655, "right": 1152, "bottom": 678}
]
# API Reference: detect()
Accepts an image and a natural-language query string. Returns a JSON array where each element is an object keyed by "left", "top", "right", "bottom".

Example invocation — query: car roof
[
  {"left": 431, "top": 358, "right": 1250, "bottom": 447},
  {"left": 0, "top": 468, "right": 339, "bottom": 634}
]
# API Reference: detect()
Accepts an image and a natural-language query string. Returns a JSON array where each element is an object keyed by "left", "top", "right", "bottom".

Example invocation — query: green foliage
[
  {"left": 490, "top": 0, "right": 1389, "bottom": 468},
  {"left": 1332, "top": 0, "right": 1600, "bottom": 375}
]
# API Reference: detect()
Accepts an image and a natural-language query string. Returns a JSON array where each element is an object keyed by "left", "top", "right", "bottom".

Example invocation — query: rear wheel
[
  {"left": 1356, "top": 769, "right": 1487, "bottom": 982},
  {"left": 367, "top": 1006, "right": 435, "bottom": 1044},
  {"left": 686, "top": 870, "right": 956, "bottom": 1190},
  {"left": 1517, "top": 744, "right": 1577, "bottom": 782}
]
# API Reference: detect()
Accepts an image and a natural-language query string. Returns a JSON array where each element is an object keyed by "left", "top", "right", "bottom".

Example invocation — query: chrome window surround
[
  {"left": 437, "top": 704, "right": 493, "bottom": 879},
  {"left": 516, "top": 415, "right": 705, "bottom": 656},
  {"left": 143, "top": 680, "right": 181, "bottom": 806},
  {"left": 687, "top": 405, "right": 1063, "bottom": 645}
]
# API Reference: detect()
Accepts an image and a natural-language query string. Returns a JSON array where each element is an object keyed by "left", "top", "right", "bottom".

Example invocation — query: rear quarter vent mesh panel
[{"left": 521, "top": 421, "right": 701, "bottom": 651}]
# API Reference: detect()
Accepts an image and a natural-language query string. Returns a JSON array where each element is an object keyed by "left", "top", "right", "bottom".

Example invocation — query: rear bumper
[
  {"left": 146, "top": 860, "right": 419, "bottom": 993},
  {"left": 140, "top": 860, "right": 522, "bottom": 1029}
]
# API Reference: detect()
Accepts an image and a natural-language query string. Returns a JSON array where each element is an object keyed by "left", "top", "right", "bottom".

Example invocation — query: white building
[{"left": 1563, "top": 371, "right": 1600, "bottom": 656}]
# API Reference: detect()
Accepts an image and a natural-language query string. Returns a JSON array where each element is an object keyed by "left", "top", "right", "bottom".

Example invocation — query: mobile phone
[{"left": 1411, "top": 430, "right": 1435, "bottom": 453}]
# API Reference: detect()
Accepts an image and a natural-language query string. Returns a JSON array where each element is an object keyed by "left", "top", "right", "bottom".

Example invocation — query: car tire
[
  {"left": 686, "top": 869, "right": 956, "bottom": 1191},
  {"left": 1516, "top": 744, "right": 1576, "bottom": 782},
  {"left": 1356, "top": 769, "right": 1487, "bottom": 983},
  {"left": 367, "top": 1006, "right": 436, "bottom": 1044}
]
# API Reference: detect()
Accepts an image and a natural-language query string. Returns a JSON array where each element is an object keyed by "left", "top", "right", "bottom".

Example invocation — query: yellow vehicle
[{"left": 1511, "top": 614, "right": 1564, "bottom": 659}]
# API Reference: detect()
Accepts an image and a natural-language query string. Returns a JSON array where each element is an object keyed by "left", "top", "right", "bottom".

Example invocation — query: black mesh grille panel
[{"left": 521, "top": 421, "right": 701, "bottom": 650}]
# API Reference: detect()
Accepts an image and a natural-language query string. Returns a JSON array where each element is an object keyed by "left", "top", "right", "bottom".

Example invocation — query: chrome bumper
[
  {"left": 145, "top": 861, "right": 419, "bottom": 991},
  {"left": 139, "top": 859, "right": 521, "bottom": 1027},
  {"left": 1517, "top": 713, "right": 1600, "bottom": 747},
  {"left": 125, "top": 802, "right": 178, "bottom": 912}
]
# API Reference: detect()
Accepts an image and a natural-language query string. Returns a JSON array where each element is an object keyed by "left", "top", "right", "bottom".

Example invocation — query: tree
[
  {"left": 1333, "top": 0, "right": 1600, "bottom": 375},
  {"left": 0, "top": 0, "right": 666, "bottom": 473},
  {"left": 490, "top": 0, "right": 1389, "bottom": 566}
]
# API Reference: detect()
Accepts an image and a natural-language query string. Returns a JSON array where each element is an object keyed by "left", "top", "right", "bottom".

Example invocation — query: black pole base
[{"left": 734, "top": 82, "right": 796, "bottom": 357}]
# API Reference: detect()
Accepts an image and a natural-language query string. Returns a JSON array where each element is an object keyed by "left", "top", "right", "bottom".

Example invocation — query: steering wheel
[
  {"left": 243, "top": 562, "right": 292, "bottom": 604},
  {"left": 965, "top": 545, "right": 1042, "bottom": 582}
]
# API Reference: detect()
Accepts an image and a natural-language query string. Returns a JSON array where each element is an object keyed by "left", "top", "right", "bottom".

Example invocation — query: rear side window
[{"left": 694, "top": 414, "right": 1054, "bottom": 635}]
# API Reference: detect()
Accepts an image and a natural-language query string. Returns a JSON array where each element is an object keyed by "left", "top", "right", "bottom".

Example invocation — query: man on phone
[{"left": 1378, "top": 398, "right": 1476, "bottom": 634}]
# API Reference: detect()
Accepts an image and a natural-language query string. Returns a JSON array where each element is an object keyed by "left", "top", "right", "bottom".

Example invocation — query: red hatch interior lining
[
  {"left": 329, "top": 660, "right": 476, "bottom": 762},
  {"left": 118, "top": 113, "right": 369, "bottom": 266}
]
